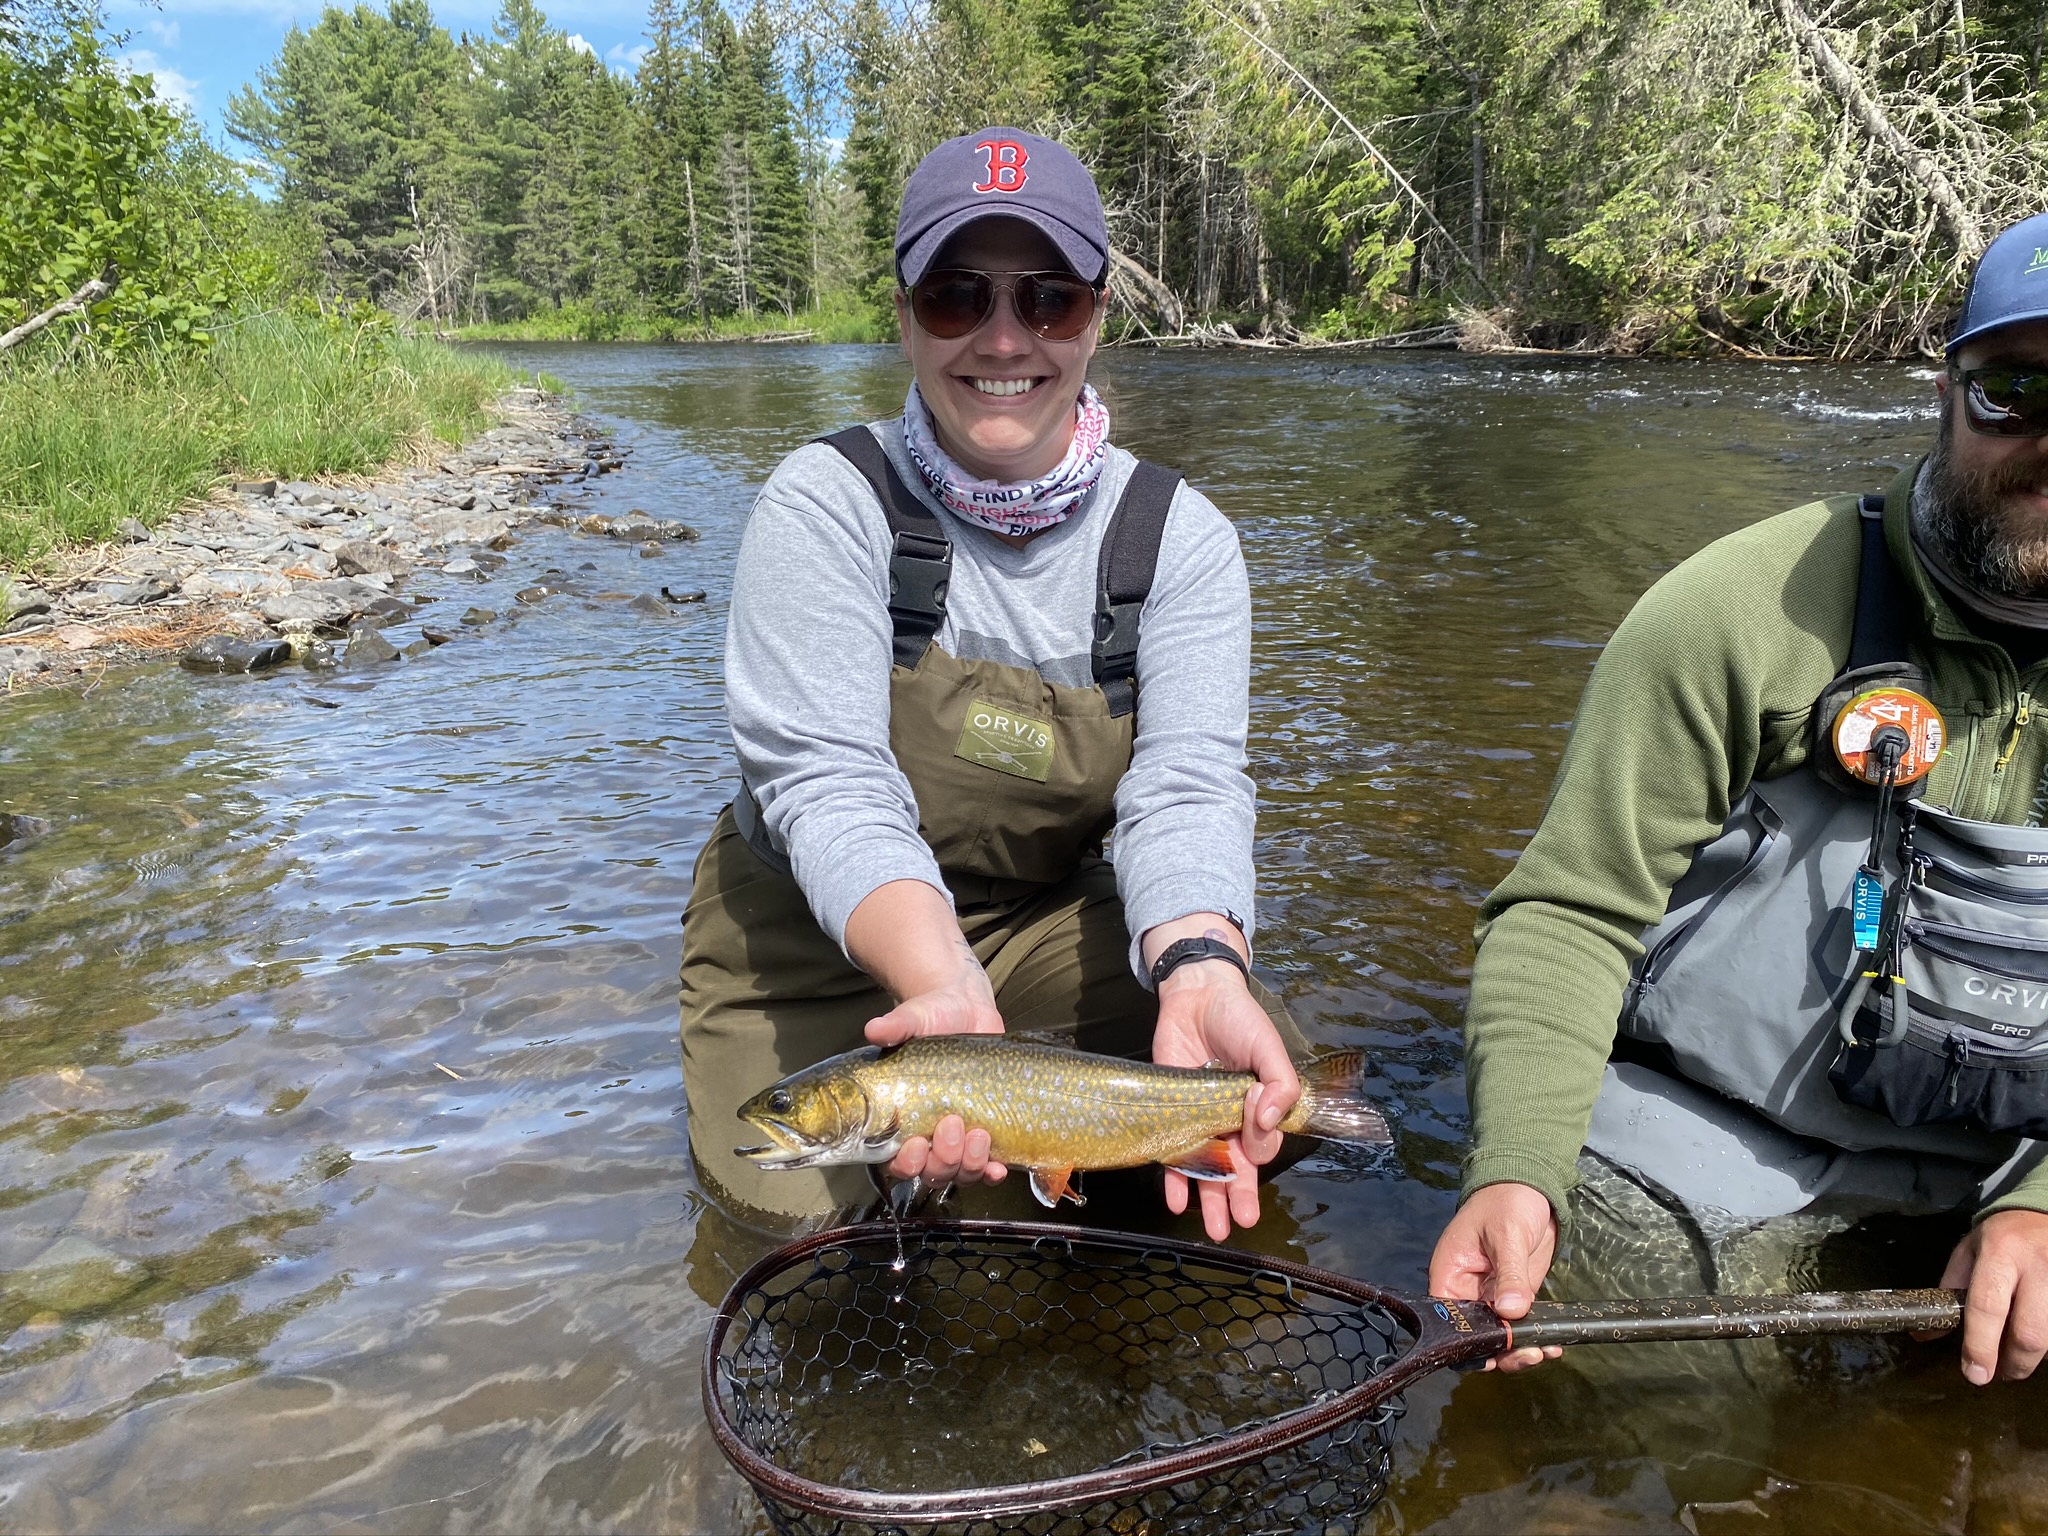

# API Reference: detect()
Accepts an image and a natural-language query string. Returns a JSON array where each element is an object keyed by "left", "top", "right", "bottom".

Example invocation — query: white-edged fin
[
  {"left": 1163, "top": 1139, "right": 1236, "bottom": 1181},
  {"left": 1028, "top": 1167, "right": 1085, "bottom": 1208}
]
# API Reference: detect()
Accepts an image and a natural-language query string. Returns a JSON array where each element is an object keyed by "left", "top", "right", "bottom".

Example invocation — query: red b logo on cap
[{"left": 973, "top": 140, "right": 1029, "bottom": 194}]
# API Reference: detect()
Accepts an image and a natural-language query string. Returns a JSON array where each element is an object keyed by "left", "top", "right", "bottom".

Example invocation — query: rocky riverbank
[{"left": 0, "top": 387, "right": 699, "bottom": 693}]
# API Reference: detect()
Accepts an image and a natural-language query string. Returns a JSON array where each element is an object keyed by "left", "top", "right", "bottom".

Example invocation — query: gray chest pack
[{"left": 1620, "top": 496, "right": 2048, "bottom": 1163}]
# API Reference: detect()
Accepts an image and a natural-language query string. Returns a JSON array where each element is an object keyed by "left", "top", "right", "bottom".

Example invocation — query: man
[{"left": 1431, "top": 210, "right": 2048, "bottom": 1388}]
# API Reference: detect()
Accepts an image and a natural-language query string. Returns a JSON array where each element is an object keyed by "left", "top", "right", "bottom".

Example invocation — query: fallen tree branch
[
  {"left": 1108, "top": 250, "right": 1186, "bottom": 334},
  {"left": 1773, "top": 0, "right": 1984, "bottom": 256},
  {"left": 0, "top": 265, "right": 120, "bottom": 356}
]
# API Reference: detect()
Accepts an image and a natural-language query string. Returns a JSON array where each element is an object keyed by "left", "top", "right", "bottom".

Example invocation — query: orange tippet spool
[{"left": 1831, "top": 687, "right": 1945, "bottom": 786}]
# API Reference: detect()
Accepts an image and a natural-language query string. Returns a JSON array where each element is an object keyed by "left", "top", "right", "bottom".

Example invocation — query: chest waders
[
  {"left": 681, "top": 427, "right": 1304, "bottom": 1233},
  {"left": 1598, "top": 495, "right": 2048, "bottom": 1226}
]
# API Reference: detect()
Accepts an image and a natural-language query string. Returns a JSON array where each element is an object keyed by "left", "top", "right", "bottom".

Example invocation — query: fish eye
[{"left": 766, "top": 1088, "right": 794, "bottom": 1115}]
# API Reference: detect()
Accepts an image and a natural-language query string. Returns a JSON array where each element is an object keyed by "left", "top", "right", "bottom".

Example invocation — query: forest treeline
[{"left": 5, "top": 0, "right": 2048, "bottom": 358}]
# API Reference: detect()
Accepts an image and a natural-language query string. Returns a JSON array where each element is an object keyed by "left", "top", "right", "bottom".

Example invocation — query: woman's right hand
[
  {"left": 846, "top": 879, "right": 1009, "bottom": 1189},
  {"left": 865, "top": 980, "right": 1008, "bottom": 1186},
  {"left": 1427, "top": 1181, "right": 1562, "bottom": 1372}
]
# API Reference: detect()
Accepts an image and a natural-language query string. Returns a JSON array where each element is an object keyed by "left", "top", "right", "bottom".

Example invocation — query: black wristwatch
[{"left": 1149, "top": 936, "right": 1250, "bottom": 988}]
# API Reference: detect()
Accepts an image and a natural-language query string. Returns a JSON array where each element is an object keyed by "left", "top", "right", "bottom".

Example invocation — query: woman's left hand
[{"left": 1150, "top": 944, "right": 1301, "bottom": 1241}]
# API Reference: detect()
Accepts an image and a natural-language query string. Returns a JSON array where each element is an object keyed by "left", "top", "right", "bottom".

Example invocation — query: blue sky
[{"left": 105, "top": 0, "right": 657, "bottom": 143}]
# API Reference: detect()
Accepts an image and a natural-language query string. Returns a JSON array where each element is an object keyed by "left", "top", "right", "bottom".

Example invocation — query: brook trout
[{"left": 734, "top": 1035, "right": 1390, "bottom": 1208}]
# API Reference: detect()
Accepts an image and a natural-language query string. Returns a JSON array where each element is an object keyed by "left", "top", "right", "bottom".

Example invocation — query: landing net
[{"left": 704, "top": 1220, "right": 1415, "bottom": 1536}]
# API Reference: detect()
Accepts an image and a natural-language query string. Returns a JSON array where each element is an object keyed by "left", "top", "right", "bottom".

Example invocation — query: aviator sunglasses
[
  {"left": 908, "top": 269, "right": 1102, "bottom": 341},
  {"left": 1950, "top": 364, "right": 2048, "bottom": 438}
]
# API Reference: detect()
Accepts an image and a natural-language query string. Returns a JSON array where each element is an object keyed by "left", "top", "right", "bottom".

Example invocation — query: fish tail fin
[{"left": 1292, "top": 1051, "right": 1392, "bottom": 1144}]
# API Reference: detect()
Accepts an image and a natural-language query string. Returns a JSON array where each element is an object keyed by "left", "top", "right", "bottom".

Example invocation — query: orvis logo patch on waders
[
  {"left": 1619, "top": 494, "right": 2048, "bottom": 1164},
  {"left": 955, "top": 700, "right": 1056, "bottom": 781}
]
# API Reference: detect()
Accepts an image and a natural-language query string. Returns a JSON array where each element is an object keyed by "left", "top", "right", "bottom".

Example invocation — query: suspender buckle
[
  {"left": 1093, "top": 598, "right": 1144, "bottom": 665},
  {"left": 888, "top": 533, "right": 952, "bottom": 619}
]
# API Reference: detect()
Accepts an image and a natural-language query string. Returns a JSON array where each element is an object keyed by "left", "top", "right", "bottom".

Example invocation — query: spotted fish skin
[{"left": 734, "top": 1035, "right": 1390, "bottom": 1197}]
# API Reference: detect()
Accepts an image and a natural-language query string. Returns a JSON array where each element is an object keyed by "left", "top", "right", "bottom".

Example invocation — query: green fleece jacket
[{"left": 1465, "top": 462, "right": 2048, "bottom": 1220}]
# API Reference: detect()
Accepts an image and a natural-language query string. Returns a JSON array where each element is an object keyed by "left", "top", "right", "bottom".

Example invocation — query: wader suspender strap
[
  {"left": 820, "top": 426, "right": 954, "bottom": 669},
  {"left": 1092, "top": 462, "right": 1183, "bottom": 717},
  {"left": 818, "top": 428, "right": 1183, "bottom": 713},
  {"left": 1849, "top": 493, "right": 1909, "bottom": 669}
]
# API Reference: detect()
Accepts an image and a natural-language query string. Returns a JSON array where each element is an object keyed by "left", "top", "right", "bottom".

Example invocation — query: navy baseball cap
[
  {"left": 1948, "top": 210, "right": 2048, "bottom": 355},
  {"left": 895, "top": 128, "right": 1109, "bottom": 288}
]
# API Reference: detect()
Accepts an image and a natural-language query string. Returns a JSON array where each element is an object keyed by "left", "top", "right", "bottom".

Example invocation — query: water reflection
[{"left": 2, "top": 343, "right": 2015, "bottom": 1534}]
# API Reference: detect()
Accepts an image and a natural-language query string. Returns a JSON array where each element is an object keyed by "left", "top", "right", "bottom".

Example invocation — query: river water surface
[{"left": 1, "top": 345, "right": 2041, "bottom": 1534}]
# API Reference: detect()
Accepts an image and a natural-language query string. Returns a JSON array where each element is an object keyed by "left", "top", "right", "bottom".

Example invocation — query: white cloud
[
  {"left": 142, "top": 16, "right": 181, "bottom": 48},
  {"left": 119, "top": 50, "right": 202, "bottom": 115},
  {"left": 566, "top": 33, "right": 595, "bottom": 56},
  {"left": 607, "top": 40, "right": 648, "bottom": 73}
]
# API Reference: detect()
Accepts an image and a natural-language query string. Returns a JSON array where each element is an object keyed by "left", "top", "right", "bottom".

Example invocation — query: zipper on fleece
[{"left": 1994, "top": 690, "right": 2034, "bottom": 775}]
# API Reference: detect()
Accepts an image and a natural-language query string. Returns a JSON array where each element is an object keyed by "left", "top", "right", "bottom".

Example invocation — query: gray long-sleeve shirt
[{"left": 725, "top": 419, "right": 1257, "bottom": 979}]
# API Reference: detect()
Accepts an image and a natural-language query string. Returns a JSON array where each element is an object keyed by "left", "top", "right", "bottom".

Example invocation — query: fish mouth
[
  {"left": 735, "top": 1116, "right": 841, "bottom": 1170},
  {"left": 735, "top": 1117, "right": 901, "bottom": 1170}
]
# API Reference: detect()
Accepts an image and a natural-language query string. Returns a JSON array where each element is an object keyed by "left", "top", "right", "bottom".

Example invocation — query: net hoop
[{"left": 702, "top": 1218, "right": 1434, "bottom": 1527}]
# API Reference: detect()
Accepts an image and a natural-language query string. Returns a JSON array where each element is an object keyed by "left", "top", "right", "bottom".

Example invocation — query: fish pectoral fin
[
  {"left": 1163, "top": 1140, "right": 1237, "bottom": 1182},
  {"left": 1027, "top": 1167, "right": 1086, "bottom": 1208}
]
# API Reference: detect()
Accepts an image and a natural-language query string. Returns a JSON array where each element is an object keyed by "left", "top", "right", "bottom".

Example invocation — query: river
[{"left": 0, "top": 344, "right": 2037, "bottom": 1534}]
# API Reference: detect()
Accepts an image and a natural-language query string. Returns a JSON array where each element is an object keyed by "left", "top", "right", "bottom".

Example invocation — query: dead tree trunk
[
  {"left": 1774, "top": 0, "right": 1984, "bottom": 256},
  {"left": 0, "top": 265, "right": 118, "bottom": 356}
]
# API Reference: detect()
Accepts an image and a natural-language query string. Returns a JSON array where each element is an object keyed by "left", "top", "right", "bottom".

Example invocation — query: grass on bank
[
  {"left": 0, "top": 311, "right": 523, "bottom": 572},
  {"left": 459, "top": 291, "right": 894, "bottom": 345}
]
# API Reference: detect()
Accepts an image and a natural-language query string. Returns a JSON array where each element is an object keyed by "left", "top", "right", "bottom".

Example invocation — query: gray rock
[
  {"left": 297, "top": 639, "right": 337, "bottom": 670},
  {"left": 639, "top": 542, "right": 664, "bottom": 558},
  {"left": 182, "top": 568, "right": 291, "bottom": 600},
  {"left": 117, "top": 517, "right": 152, "bottom": 544},
  {"left": 232, "top": 479, "right": 278, "bottom": 497},
  {"left": 442, "top": 558, "right": 479, "bottom": 576},
  {"left": 259, "top": 590, "right": 357, "bottom": 633},
  {"left": 401, "top": 639, "right": 434, "bottom": 658},
  {"left": 514, "top": 586, "right": 556, "bottom": 605},
  {"left": 337, "top": 541, "right": 411, "bottom": 579},
  {"left": 0, "top": 645, "right": 48, "bottom": 677},
  {"left": 97, "top": 577, "right": 173, "bottom": 607},
  {"left": 609, "top": 518, "right": 699, "bottom": 542},
  {"left": 460, "top": 608, "right": 495, "bottom": 627},
  {"left": 0, "top": 812, "right": 52, "bottom": 849},
  {"left": 360, "top": 596, "right": 415, "bottom": 625},
  {"left": 180, "top": 634, "right": 294, "bottom": 674},
  {"left": 628, "top": 593, "right": 673, "bottom": 619},
  {"left": 342, "top": 626, "right": 401, "bottom": 667},
  {"left": 3, "top": 615, "right": 53, "bottom": 637},
  {"left": 2, "top": 586, "right": 53, "bottom": 623},
  {"left": 280, "top": 481, "right": 327, "bottom": 503},
  {"left": 660, "top": 586, "right": 709, "bottom": 604}
]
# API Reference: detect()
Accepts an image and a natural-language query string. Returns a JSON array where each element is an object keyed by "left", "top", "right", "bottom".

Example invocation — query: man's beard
[{"left": 1919, "top": 412, "right": 2048, "bottom": 600}]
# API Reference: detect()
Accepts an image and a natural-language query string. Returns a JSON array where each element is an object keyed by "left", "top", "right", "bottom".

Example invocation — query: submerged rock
[
  {"left": 180, "top": 635, "right": 294, "bottom": 674},
  {"left": 627, "top": 593, "right": 673, "bottom": 619},
  {"left": 459, "top": 608, "right": 495, "bottom": 627},
  {"left": 0, "top": 812, "right": 52, "bottom": 849}
]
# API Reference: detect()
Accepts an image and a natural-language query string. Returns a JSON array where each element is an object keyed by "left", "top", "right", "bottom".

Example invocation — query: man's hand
[
  {"left": 1150, "top": 945, "right": 1301, "bottom": 1242},
  {"left": 1428, "top": 1181, "right": 1562, "bottom": 1372},
  {"left": 1942, "top": 1208, "right": 2048, "bottom": 1384}
]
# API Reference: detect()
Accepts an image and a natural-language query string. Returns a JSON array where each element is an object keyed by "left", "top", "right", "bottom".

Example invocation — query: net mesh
[{"left": 708, "top": 1223, "right": 1411, "bottom": 1536}]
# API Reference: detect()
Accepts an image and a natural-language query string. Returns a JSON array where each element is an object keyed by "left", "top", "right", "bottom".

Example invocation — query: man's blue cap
[
  {"left": 1948, "top": 210, "right": 2048, "bottom": 355},
  {"left": 895, "top": 128, "right": 1109, "bottom": 288}
]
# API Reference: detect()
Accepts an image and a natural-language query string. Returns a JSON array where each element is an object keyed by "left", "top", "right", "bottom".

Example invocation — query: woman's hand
[
  {"left": 847, "top": 879, "right": 1007, "bottom": 1188},
  {"left": 1942, "top": 1208, "right": 2048, "bottom": 1384},
  {"left": 1146, "top": 921, "right": 1300, "bottom": 1241},
  {"left": 865, "top": 976, "right": 1009, "bottom": 1188}
]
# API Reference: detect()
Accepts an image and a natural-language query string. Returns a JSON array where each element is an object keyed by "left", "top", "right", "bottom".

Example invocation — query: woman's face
[{"left": 895, "top": 216, "right": 1103, "bottom": 483}]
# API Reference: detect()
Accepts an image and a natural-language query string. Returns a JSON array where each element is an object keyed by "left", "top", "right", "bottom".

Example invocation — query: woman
[{"left": 681, "top": 127, "right": 1307, "bottom": 1239}]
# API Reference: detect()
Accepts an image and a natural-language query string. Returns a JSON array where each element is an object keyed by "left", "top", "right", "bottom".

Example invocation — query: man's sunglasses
[
  {"left": 907, "top": 269, "right": 1102, "bottom": 342},
  {"left": 1951, "top": 364, "right": 2048, "bottom": 438}
]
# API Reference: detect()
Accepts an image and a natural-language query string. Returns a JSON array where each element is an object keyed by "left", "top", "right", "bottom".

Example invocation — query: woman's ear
[{"left": 895, "top": 287, "right": 913, "bottom": 361}]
